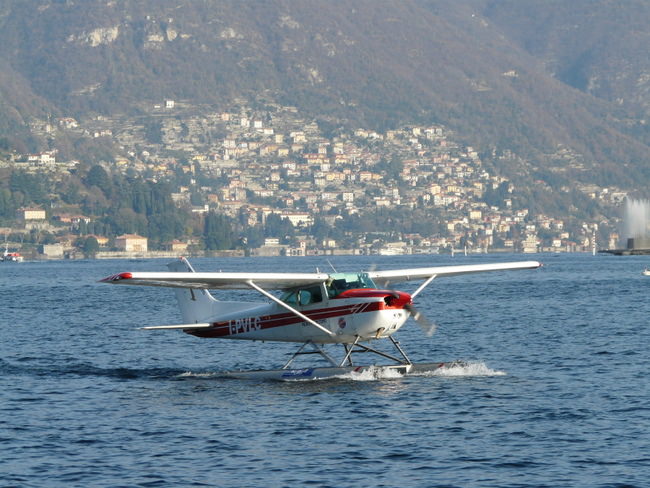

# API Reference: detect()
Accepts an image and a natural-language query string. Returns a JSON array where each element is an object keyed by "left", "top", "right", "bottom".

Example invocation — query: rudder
[{"left": 167, "top": 257, "right": 217, "bottom": 324}]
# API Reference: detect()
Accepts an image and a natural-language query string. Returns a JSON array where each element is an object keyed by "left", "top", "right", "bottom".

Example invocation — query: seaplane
[{"left": 100, "top": 257, "right": 541, "bottom": 380}]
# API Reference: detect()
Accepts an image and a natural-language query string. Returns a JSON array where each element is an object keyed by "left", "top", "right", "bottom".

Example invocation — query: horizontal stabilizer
[{"left": 140, "top": 323, "right": 212, "bottom": 330}]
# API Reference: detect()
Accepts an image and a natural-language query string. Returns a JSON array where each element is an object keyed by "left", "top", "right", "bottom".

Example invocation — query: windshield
[
  {"left": 279, "top": 272, "right": 378, "bottom": 304},
  {"left": 326, "top": 272, "right": 376, "bottom": 298}
]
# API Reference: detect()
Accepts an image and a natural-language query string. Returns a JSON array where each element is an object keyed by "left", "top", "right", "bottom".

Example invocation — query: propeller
[{"left": 404, "top": 302, "right": 437, "bottom": 337}]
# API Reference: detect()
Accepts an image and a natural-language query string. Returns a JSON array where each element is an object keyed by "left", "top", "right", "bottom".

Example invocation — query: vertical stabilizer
[{"left": 167, "top": 257, "right": 218, "bottom": 324}]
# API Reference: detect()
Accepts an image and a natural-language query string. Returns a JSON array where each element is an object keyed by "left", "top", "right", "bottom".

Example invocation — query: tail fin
[{"left": 167, "top": 257, "right": 218, "bottom": 324}]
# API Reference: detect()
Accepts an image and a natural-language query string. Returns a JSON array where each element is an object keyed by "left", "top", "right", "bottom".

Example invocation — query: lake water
[{"left": 1, "top": 253, "right": 649, "bottom": 487}]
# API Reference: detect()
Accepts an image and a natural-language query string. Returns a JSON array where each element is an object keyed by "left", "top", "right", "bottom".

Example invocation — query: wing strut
[
  {"left": 245, "top": 280, "right": 335, "bottom": 337},
  {"left": 411, "top": 274, "right": 437, "bottom": 299}
]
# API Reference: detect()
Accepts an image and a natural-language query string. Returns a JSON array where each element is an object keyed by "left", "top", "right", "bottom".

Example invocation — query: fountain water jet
[
  {"left": 600, "top": 198, "right": 650, "bottom": 254},
  {"left": 622, "top": 198, "right": 650, "bottom": 250}
]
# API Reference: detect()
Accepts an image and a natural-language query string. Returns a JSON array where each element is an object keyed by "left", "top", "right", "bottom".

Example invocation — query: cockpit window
[
  {"left": 280, "top": 273, "right": 377, "bottom": 304},
  {"left": 280, "top": 284, "right": 323, "bottom": 306},
  {"left": 326, "top": 272, "right": 376, "bottom": 298}
]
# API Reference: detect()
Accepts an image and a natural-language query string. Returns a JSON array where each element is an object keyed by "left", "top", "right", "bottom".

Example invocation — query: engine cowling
[{"left": 335, "top": 289, "right": 412, "bottom": 309}]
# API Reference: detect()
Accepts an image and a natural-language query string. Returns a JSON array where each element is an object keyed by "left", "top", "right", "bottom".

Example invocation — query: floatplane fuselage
[{"left": 183, "top": 287, "right": 412, "bottom": 344}]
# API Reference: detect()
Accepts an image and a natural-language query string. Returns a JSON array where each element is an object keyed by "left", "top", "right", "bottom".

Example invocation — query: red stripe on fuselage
[{"left": 187, "top": 300, "right": 388, "bottom": 338}]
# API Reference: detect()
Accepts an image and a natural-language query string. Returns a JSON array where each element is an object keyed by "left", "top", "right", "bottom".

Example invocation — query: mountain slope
[
  {"left": 480, "top": 0, "right": 650, "bottom": 150},
  {"left": 1, "top": 0, "right": 649, "bottom": 193}
]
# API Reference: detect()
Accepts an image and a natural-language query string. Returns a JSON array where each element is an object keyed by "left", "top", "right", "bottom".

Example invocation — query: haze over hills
[{"left": 1, "top": 0, "right": 650, "bottom": 204}]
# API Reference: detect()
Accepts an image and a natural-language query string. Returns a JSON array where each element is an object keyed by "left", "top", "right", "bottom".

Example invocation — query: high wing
[
  {"left": 101, "top": 261, "right": 541, "bottom": 290},
  {"left": 368, "top": 261, "right": 541, "bottom": 288},
  {"left": 100, "top": 271, "right": 330, "bottom": 290}
]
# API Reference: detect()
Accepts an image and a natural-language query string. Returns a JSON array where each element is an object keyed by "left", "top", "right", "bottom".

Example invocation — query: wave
[
  {"left": 338, "top": 365, "right": 407, "bottom": 381},
  {"left": 416, "top": 360, "right": 507, "bottom": 377},
  {"left": 274, "top": 361, "right": 507, "bottom": 382},
  {"left": 176, "top": 371, "right": 222, "bottom": 379}
]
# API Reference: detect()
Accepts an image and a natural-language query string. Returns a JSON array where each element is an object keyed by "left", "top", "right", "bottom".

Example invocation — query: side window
[
  {"left": 298, "top": 285, "right": 323, "bottom": 305},
  {"left": 310, "top": 285, "right": 323, "bottom": 303},
  {"left": 284, "top": 285, "right": 325, "bottom": 306},
  {"left": 282, "top": 290, "right": 298, "bottom": 305},
  {"left": 298, "top": 290, "right": 312, "bottom": 305}
]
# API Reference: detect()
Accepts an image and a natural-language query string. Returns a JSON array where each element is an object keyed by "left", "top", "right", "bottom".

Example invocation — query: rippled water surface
[{"left": 1, "top": 254, "right": 649, "bottom": 487}]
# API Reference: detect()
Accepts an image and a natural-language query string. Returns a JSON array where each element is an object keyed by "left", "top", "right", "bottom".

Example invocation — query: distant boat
[
  {"left": 1, "top": 245, "right": 24, "bottom": 262},
  {"left": 377, "top": 247, "right": 405, "bottom": 256},
  {"left": 643, "top": 268, "right": 650, "bottom": 276}
]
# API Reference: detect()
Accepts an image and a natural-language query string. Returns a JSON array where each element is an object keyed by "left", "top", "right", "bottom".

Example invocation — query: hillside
[
  {"left": 1, "top": 0, "right": 650, "bottom": 204},
  {"left": 481, "top": 0, "right": 650, "bottom": 125}
]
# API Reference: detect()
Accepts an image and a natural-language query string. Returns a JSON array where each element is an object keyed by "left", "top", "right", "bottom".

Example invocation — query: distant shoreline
[{"left": 12, "top": 247, "right": 600, "bottom": 262}]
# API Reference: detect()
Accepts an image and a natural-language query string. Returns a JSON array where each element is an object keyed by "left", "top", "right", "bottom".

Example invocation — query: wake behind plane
[{"left": 100, "top": 258, "right": 541, "bottom": 380}]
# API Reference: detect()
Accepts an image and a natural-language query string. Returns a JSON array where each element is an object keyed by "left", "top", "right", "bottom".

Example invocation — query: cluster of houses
[
  {"left": 1, "top": 100, "right": 627, "bottom": 258},
  {"left": 7, "top": 207, "right": 154, "bottom": 258}
]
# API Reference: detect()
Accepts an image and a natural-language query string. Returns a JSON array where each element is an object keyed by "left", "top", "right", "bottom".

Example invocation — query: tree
[
  {"left": 0, "top": 188, "right": 14, "bottom": 218},
  {"left": 82, "top": 236, "right": 99, "bottom": 258},
  {"left": 204, "top": 212, "right": 235, "bottom": 250},
  {"left": 85, "top": 165, "right": 113, "bottom": 198},
  {"left": 10, "top": 171, "right": 47, "bottom": 204},
  {"left": 483, "top": 181, "right": 510, "bottom": 208},
  {"left": 107, "top": 207, "right": 147, "bottom": 236},
  {"left": 82, "top": 188, "right": 110, "bottom": 215},
  {"left": 310, "top": 217, "right": 332, "bottom": 241},
  {"left": 59, "top": 177, "right": 84, "bottom": 204},
  {"left": 264, "top": 213, "right": 295, "bottom": 242}
]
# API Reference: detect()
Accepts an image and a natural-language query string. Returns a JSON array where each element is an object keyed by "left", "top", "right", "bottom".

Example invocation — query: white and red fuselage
[{"left": 186, "top": 288, "right": 413, "bottom": 343}]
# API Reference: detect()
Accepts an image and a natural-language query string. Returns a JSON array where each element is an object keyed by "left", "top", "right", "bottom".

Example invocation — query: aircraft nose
[{"left": 384, "top": 290, "right": 412, "bottom": 308}]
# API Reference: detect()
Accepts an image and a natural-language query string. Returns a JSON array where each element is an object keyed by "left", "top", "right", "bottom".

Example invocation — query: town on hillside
[{"left": 0, "top": 100, "right": 625, "bottom": 260}]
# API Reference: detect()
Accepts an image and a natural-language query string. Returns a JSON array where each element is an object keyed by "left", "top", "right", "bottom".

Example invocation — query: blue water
[{"left": 1, "top": 253, "right": 649, "bottom": 487}]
